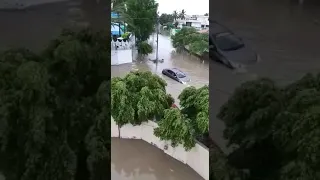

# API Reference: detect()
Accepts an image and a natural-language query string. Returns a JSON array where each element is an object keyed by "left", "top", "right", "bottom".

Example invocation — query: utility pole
[{"left": 155, "top": 13, "right": 160, "bottom": 70}]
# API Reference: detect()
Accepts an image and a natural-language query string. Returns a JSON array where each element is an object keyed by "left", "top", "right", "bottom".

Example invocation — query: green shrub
[
  {"left": 171, "top": 27, "right": 209, "bottom": 56},
  {"left": 137, "top": 41, "right": 153, "bottom": 55}
]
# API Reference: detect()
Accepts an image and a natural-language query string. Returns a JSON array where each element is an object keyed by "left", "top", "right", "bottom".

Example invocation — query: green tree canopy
[
  {"left": 171, "top": 27, "right": 198, "bottom": 49},
  {"left": 178, "top": 9, "right": 186, "bottom": 20},
  {"left": 137, "top": 41, "right": 153, "bottom": 56},
  {"left": 172, "top": 10, "right": 178, "bottom": 21},
  {"left": 179, "top": 85, "right": 209, "bottom": 134},
  {"left": 159, "top": 13, "right": 174, "bottom": 25},
  {"left": 111, "top": 71, "right": 174, "bottom": 126},
  {"left": 0, "top": 29, "right": 110, "bottom": 180},
  {"left": 218, "top": 74, "right": 320, "bottom": 179},
  {"left": 171, "top": 27, "right": 209, "bottom": 56},
  {"left": 154, "top": 85, "right": 209, "bottom": 150},
  {"left": 124, "top": 0, "right": 158, "bottom": 42}
]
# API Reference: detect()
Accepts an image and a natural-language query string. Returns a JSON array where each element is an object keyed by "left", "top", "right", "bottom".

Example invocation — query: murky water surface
[
  {"left": 111, "top": 138, "right": 204, "bottom": 180},
  {"left": 112, "top": 34, "right": 209, "bottom": 103},
  {"left": 210, "top": 0, "right": 320, "bottom": 152}
]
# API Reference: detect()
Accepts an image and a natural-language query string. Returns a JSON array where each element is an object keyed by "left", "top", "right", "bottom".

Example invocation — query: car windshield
[
  {"left": 176, "top": 72, "right": 186, "bottom": 78},
  {"left": 215, "top": 32, "right": 244, "bottom": 51}
]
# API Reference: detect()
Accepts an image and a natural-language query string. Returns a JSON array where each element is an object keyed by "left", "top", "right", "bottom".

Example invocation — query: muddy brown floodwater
[
  {"left": 0, "top": 1, "right": 208, "bottom": 179},
  {"left": 210, "top": 0, "right": 320, "bottom": 153},
  {"left": 112, "top": 33, "right": 209, "bottom": 104},
  {"left": 111, "top": 138, "right": 204, "bottom": 180}
]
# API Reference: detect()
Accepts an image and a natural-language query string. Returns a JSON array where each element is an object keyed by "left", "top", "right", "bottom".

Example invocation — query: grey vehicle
[
  {"left": 209, "top": 20, "right": 260, "bottom": 69},
  {"left": 162, "top": 68, "right": 190, "bottom": 84}
]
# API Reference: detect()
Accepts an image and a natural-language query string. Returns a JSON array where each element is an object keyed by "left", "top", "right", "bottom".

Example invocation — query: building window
[{"left": 186, "top": 22, "right": 192, "bottom": 26}]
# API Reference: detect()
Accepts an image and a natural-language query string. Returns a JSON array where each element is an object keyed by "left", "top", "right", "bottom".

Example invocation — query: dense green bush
[
  {"left": 171, "top": 27, "right": 208, "bottom": 55},
  {"left": 0, "top": 29, "right": 110, "bottom": 180},
  {"left": 111, "top": 71, "right": 174, "bottom": 126},
  {"left": 217, "top": 74, "right": 320, "bottom": 179}
]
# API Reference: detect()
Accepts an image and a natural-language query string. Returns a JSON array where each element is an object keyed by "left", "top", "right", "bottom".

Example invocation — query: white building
[{"left": 176, "top": 15, "right": 209, "bottom": 30}]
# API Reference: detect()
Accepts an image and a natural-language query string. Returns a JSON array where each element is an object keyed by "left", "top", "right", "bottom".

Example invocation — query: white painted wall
[
  {"left": 0, "top": 0, "right": 67, "bottom": 9},
  {"left": 111, "top": 49, "right": 132, "bottom": 65},
  {"left": 191, "top": 22, "right": 202, "bottom": 29},
  {"left": 111, "top": 117, "right": 209, "bottom": 180}
]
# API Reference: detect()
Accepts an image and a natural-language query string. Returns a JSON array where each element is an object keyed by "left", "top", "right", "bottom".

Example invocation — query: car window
[
  {"left": 177, "top": 72, "right": 186, "bottom": 78},
  {"left": 215, "top": 32, "right": 244, "bottom": 51},
  {"left": 167, "top": 70, "right": 175, "bottom": 76}
]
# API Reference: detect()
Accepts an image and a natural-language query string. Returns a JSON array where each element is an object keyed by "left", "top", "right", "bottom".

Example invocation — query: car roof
[
  {"left": 166, "top": 68, "right": 184, "bottom": 74},
  {"left": 209, "top": 20, "right": 235, "bottom": 37}
]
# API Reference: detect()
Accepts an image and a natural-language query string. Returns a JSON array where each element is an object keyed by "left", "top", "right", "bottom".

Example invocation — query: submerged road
[{"left": 210, "top": 0, "right": 320, "bottom": 152}]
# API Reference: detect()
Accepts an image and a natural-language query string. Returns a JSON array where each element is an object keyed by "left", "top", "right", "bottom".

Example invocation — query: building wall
[
  {"left": 111, "top": 117, "right": 209, "bottom": 180},
  {"left": 111, "top": 49, "right": 132, "bottom": 65},
  {"left": 191, "top": 22, "right": 202, "bottom": 29}
]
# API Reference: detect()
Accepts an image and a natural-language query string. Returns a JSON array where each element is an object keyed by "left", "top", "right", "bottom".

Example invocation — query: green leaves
[
  {"left": 111, "top": 71, "right": 172, "bottom": 126},
  {"left": 218, "top": 74, "right": 320, "bottom": 179},
  {"left": 154, "top": 85, "right": 209, "bottom": 151},
  {"left": 124, "top": 0, "right": 158, "bottom": 42},
  {"left": 179, "top": 85, "right": 209, "bottom": 134},
  {"left": 0, "top": 29, "right": 110, "bottom": 180},
  {"left": 171, "top": 27, "right": 208, "bottom": 56},
  {"left": 154, "top": 108, "right": 196, "bottom": 150},
  {"left": 159, "top": 13, "right": 174, "bottom": 25},
  {"left": 137, "top": 41, "right": 153, "bottom": 55}
]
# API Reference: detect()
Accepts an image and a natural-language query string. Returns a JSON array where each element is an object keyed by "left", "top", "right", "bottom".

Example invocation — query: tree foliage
[
  {"left": 154, "top": 108, "right": 195, "bottom": 150},
  {"left": 172, "top": 10, "right": 178, "bottom": 21},
  {"left": 159, "top": 13, "right": 174, "bottom": 25},
  {"left": 171, "top": 27, "right": 209, "bottom": 55},
  {"left": 179, "top": 85, "right": 209, "bottom": 134},
  {"left": 178, "top": 9, "right": 186, "bottom": 20},
  {"left": 209, "top": 140, "right": 248, "bottom": 180},
  {"left": 111, "top": 71, "right": 173, "bottom": 126},
  {"left": 137, "top": 41, "right": 153, "bottom": 55},
  {"left": 154, "top": 85, "right": 209, "bottom": 150},
  {"left": 218, "top": 74, "right": 320, "bottom": 179},
  {"left": 0, "top": 29, "right": 110, "bottom": 180},
  {"left": 124, "top": 0, "right": 158, "bottom": 42}
]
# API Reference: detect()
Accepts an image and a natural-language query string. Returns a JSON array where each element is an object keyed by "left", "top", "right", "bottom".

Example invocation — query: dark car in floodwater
[
  {"left": 162, "top": 68, "right": 190, "bottom": 84},
  {"left": 209, "top": 20, "right": 260, "bottom": 69}
]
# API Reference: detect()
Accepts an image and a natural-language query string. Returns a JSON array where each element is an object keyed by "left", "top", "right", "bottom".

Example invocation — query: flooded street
[
  {"left": 112, "top": 34, "right": 209, "bottom": 102},
  {"left": 0, "top": 1, "right": 205, "bottom": 179},
  {"left": 111, "top": 138, "right": 204, "bottom": 180},
  {"left": 111, "top": 34, "right": 208, "bottom": 179},
  {"left": 210, "top": 0, "right": 320, "bottom": 152}
]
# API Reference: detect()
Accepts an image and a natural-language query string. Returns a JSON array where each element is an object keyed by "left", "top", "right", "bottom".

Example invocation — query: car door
[{"left": 169, "top": 70, "right": 178, "bottom": 81}]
